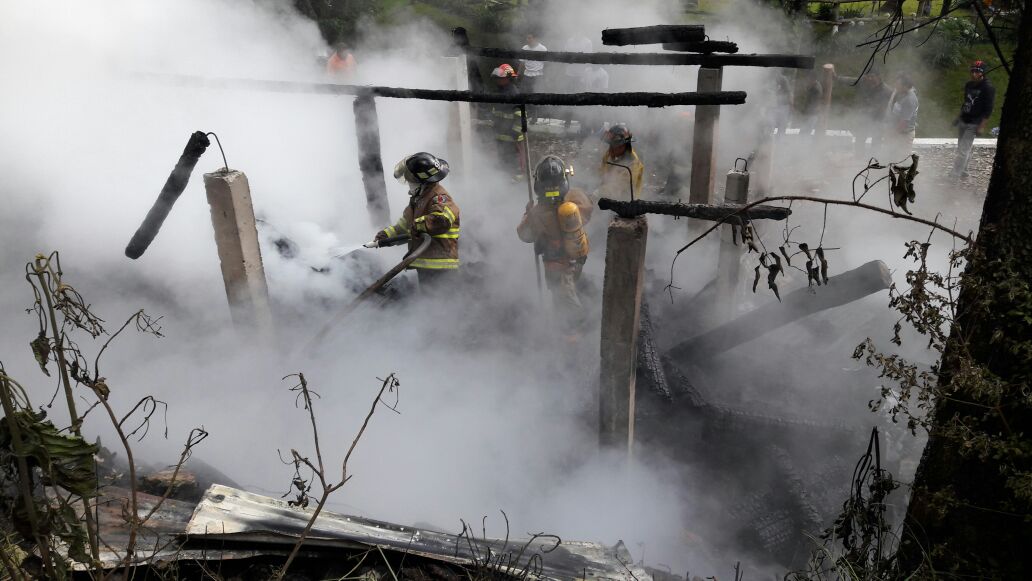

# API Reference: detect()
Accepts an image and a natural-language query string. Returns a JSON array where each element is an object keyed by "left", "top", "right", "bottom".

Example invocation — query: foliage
[
  {"left": 921, "top": 17, "right": 981, "bottom": 69},
  {"left": 0, "top": 252, "right": 201, "bottom": 580}
]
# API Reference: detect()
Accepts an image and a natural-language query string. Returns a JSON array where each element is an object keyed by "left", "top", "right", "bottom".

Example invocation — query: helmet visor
[{"left": 393, "top": 159, "right": 411, "bottom": 185}]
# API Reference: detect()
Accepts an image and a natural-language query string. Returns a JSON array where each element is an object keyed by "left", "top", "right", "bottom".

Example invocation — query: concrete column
[
  {"left": 715, "top": 168, "right": 750, "bottom": 323},
  {"left": 818, "top": 63, "right": 835, "bottom": 140},
  {"left": 203, "top": 170, "right": 274, "bottom": 337},
  {"left": 689, "top": 67, "right": 723, "bottom": 205},
  {"left": 353, "top": 96, "right": 391, "bottom": 227},
  {"left": 599, "top": 215, "right": 649, "bottom": 453},
  {"left": 446, "top": 56, "right": 474, "bottom": 188}
]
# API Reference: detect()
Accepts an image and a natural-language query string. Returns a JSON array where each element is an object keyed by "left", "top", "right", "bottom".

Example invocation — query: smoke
[{"left": 0, "top": 0, "right": 988, "bottom": 577}]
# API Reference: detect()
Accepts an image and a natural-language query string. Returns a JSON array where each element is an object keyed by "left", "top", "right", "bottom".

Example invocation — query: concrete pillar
[
  {"left": 715, "top": 168, "right": 750, "bottom": 323},
  {"left": 203, "top": 170, "right": 274, "bottom": 337},
  {"left": 599, "top": 215, "right": 649, "bottom": 453},
  {"left": 818, "top": 63, "right": 835, "bottom": 140},
  {"left": 446, "top": 56, "right": 474, "bottom": 188},
  {"left": 689, "top": 67, "right": 723, "bottom": 205},
  {"left": 353, "top": 96, "right": 391, "bottom": 228}
]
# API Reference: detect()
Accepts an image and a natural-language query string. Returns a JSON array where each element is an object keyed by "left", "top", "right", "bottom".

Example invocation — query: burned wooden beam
[
  {"left": 662, "top": 41, "right": 740, "bottom": 54},
  {"left": 602, "top": 25, "right": 706, "bottom": 46},
  {"left": 140, "top": 74, "right": 747, "bottom": 107},
  {"left": 353, "top": 95, "right": 390, "bottom": 226},
  {"left": 598, "top": 198, "right": 791, "bottom": 221},
  {"left": 467, "top": 48, "right": 814, "bottom": 69},
  {"left": 668, "top": 260, "right": 893, "bottom": 361}
]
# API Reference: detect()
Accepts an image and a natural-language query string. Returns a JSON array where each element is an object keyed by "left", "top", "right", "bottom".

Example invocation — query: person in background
[
  {"left": 519, "top": 32, "right": 547, "bottom": 94},
  {"left": 375, "top": 153, "right": 460, "bottom": 291},
  {"left": 325, "top": 43, "right": 357, "bottom": 77},
  {"left": 595, "top": 124, "right": 645, "bottom": 201},
  {"left": 830, "top": 65, "right": 894, "bottom": 158},
  {"left": 798, "top": 70, "right": 824, "bottom": 137},
  {"left": 490, "top": 64, "right": 527, "bottom": 181},
  {"left": 951, "top": 60, "right": 996, "bottom": 179},
  {"left": 887, "top": 72, "right": 919, "bottom": 161},
  {"left": 517, "top": 156, "right": 593, "bottom": 341}
]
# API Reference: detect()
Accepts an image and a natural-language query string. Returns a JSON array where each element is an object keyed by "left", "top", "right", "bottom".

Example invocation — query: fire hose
[{"left": 306, "top": 232, "right": 431, "bottom": 350}]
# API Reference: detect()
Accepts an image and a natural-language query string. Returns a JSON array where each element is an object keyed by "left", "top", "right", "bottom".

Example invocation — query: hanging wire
[{"left": 205, "top": 132, "right": 229, "bottom": 171}]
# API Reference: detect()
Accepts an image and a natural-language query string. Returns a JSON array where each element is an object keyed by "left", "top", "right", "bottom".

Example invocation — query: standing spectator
[
  {"left": 798, "top": 70, "right": 824, "bottom": 137},
  {"left": 519, "top": 32, "right": 547, "bottom": 94},
  {"left": 951, "top": 60, "right": 996, "bottom": 178},
  {"left": 325, "top": 43, "right": 357, "bottom": 78},
  {"left": 887, "top": 73, "right": 919, "bottom": 161},
  {"left": 831, "top": 66, "right": 894, "bottom": 158}
]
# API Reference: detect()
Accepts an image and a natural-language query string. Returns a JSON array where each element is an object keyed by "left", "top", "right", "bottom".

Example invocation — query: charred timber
[
  {"left": 662, "top": 41, "right": 740, "bottom": 54},
  {"left": 142, "top": 75, "right": 747, "bottom": 107},
  {"left": 598, "top": 198, "right": 791, "bottom": 222},
  {"left": 125, "top": 131, "right": 210, "bottom": 259},
  {"left": 668, "top": 260, "right": 893, "bottom": 361},
  {"left": 467, "top": 48, "right": 813, "bottom": 69},
  {"left": 602, "top": 25, "right": 706, "bottom": 46}
]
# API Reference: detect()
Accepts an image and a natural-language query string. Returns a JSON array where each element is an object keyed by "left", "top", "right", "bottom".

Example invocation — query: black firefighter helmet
[
  {"left": 533, "top": 155, "right": 570, "bottom": 202},
  {"left": 394, "top": 152, "right": 450, "bottom": 186},
  {"left": 602, "top": 123, "right": 634, "bottom": 146}
]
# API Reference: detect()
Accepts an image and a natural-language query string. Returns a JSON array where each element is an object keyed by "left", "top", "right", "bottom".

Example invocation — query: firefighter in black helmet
[
  {"left": 375, "top": 152, "right": 461, "bottom": 290},
  {"left": 517, "top": 156, "right": 593, "bottom": 339},
  {"left": 595, "top": 123, "right": 645, "bottom": 200}
]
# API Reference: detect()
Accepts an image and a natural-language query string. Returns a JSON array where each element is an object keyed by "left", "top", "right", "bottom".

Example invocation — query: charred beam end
[
  {"left": 125, "top": 131, "right": 210, "bottom": 259},
  {"left": 602, "top": 25, "right": 706, "bottom": 46},
  {"left": 598, "top": 198, "right": 791, "bottom": 222},
  {"left": 662, "top": 41, "right": 740, "bottom": 54},
  {"left": 143, "top": 75, "right": 747, "bottom": 107},
  {"left": 468, "top": 48, "right": 813, "bottom": 69}
]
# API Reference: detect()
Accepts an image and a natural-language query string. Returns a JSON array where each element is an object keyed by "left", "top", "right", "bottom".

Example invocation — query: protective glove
[
  {"left": 525, "top": 200, "right": 535, "bottom": 213},
  {"left": 374, "top": 230, "right": 388, "bottom": 243}
]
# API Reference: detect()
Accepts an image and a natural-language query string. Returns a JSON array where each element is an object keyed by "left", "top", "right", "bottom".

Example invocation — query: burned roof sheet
[{"left": 183, "top": 484, "right": 651, "bottom": 580}]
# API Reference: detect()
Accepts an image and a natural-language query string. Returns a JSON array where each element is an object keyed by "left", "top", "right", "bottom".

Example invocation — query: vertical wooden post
[
  {"left": 818, "top": 63, "right": 835, "bottom": 140},
  {"left": 690, "top": 67, "right": 723, "bottom": 205},
  {"left": 599, "top": 215, "right": 649, "bottom": 453},
  {"left": 353, "top": 96, "right": 391, "bottom": 228},
  {"left": 203, "top": 170, "right": 274, "bottom": 337}
]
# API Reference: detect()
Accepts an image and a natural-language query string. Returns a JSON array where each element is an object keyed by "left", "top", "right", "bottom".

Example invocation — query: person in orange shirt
[{"left": 326, "top": 43, "right": 357, "bottom": 77}]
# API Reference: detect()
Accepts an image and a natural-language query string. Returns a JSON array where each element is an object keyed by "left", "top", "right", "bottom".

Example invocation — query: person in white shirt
[{"left": 519, "top": 33, "right": 547, "bottom": 94}]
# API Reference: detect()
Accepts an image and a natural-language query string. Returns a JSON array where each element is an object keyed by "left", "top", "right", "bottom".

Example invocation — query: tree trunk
[{"left": 899, "top": 7, "right": 1032, "bottom": 577}]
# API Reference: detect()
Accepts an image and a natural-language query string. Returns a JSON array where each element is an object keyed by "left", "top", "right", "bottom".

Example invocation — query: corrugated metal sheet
[{"left": 184, "top": 484, "right": 652, "bottom": 580}]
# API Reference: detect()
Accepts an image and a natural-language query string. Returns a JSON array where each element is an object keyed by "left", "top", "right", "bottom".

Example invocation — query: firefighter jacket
[
  {"left": 597, "top": 148, "right": 644, "bottom": 200},
  {"left": 492, "top": 84, "right": 525, "bottom": 143},
  {"left": 516, "top": 187, "right": 592, "bottom": 265},
  {"left": 378, "top": 183, "right": 460, "bottom": 270}
]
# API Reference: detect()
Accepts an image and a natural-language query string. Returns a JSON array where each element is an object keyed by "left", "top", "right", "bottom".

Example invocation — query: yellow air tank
[{"left": 558, "top": 201, "right": 589, "bottom": 260}]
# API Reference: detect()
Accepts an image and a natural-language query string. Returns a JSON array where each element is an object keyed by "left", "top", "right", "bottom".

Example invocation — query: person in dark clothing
[
  {"left": 831, "top": 65, "right": 894, "bottom": 158},
  {"left": 951, "top": 60, "right": 996, "bottom": 178},
  {"left": 798, "top": 70, "right": 824, "bottom": 137}
]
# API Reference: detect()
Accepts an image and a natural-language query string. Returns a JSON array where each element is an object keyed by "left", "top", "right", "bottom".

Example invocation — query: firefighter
[
  {"left": 517, "top": 156, "right": 593, "bottom": 336},
  {"left": 375, "top": 152, "right": 460, "bottom": 291},
  {"left": 490, "top": 63, "right": 527, "bottom": 180},
  {"left": 595, "top": 123, "right": 645, "bottom": 201}
]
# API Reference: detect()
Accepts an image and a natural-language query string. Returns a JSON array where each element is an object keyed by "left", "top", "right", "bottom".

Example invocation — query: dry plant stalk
[{"left": 274, "top": 372, "right": 401, "bottom": 581}]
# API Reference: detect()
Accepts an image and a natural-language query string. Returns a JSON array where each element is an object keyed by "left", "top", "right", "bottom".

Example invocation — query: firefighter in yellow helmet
[
  {"left": 517, "top": 156, "right": 593, "bottom": 335},
  {"left": 374, "top": 152, "right": 460, "bottom": 291},
  {"left": 595, "top": 123, "right": 645, "bottom": 201}
]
